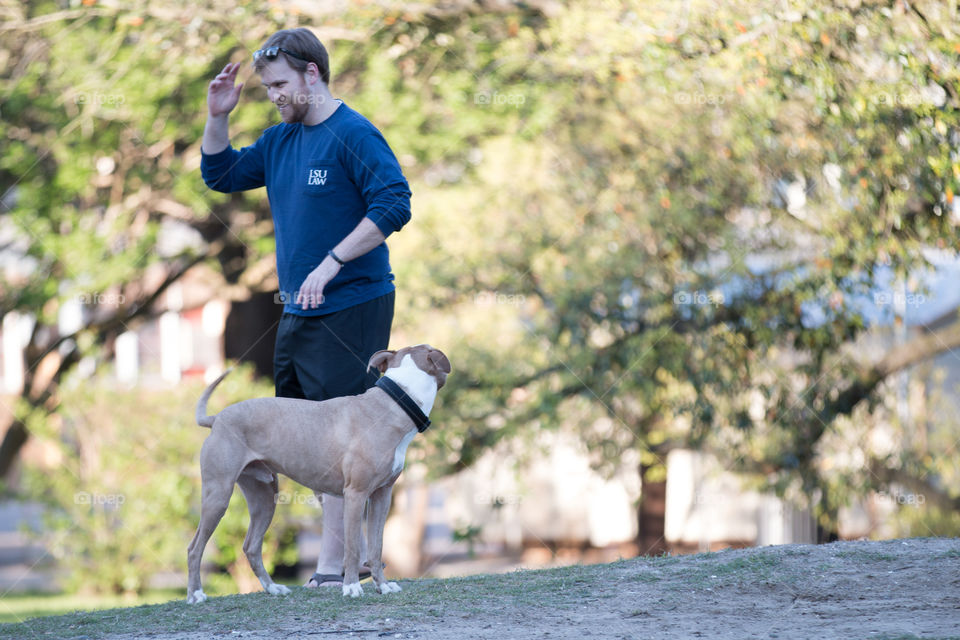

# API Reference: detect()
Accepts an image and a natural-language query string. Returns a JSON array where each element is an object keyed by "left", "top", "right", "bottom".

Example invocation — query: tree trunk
[
  {"left": 223, "top": 292, "right": 283, "bottom": 380},
  {"left": 0, "top": 419, "right": 28, "bottom": 480},
  {"left": 636, "top": 463, "right": 669, "bottom": 556}
]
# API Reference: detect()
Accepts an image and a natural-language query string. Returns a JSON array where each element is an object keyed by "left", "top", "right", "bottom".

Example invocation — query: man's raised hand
[{"left": 208, "top": 62, "right": 244, "bottom": 117}]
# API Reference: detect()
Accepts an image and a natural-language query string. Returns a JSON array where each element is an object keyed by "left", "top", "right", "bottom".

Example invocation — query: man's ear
[
  {"left": 304, "top": 61, "right": 320, "bottom": 85},
  {"left": 367, "top": 350, "right": 395, "bottom": 375}
]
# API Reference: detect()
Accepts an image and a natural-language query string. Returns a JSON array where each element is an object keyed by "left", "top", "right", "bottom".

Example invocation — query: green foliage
[{"left": 389, "top": 0, "right": 960, "bottom": 530}]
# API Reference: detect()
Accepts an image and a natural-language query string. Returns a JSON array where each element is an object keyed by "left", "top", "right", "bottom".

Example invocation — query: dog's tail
[{"left": 196, "top": 368, "right": 233, "bottom": 428}]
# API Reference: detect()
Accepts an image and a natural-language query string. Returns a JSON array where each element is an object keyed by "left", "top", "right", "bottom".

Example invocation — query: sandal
[
  {"left": 304, "top": 573, "right": 342, "bottom": 588},
  {"left": 304, "top": 563, "right": 386, "bottom": 587}
]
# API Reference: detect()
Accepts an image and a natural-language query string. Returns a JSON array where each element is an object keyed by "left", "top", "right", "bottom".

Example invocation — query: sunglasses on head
[{"left": 252, "top": 46, "right": 309, "bottom": 63}]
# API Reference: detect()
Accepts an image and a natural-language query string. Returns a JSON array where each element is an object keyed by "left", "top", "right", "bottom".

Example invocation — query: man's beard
[{"left": 278, "top": 95, "right": 310, "bottom": 123}]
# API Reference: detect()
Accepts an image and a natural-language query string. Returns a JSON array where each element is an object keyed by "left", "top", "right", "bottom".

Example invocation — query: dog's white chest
[
  {"left": 384, "top": 354, "right": 437, "bottom": 475},
  {"left": 392, "top": 428, "right": 417, "bottom": 475}
]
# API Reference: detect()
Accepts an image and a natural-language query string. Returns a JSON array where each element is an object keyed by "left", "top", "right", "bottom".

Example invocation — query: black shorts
[{"left": 273, "top": 291, "right": 395, "bottom": 401}]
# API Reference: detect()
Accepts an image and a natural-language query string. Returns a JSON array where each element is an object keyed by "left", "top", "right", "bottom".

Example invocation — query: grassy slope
[{"left": 2, "top": 538, "right": 959, "bottom": 640}]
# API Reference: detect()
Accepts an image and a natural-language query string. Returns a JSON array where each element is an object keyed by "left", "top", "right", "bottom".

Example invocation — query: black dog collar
[{"left": 375, "top": 376, "right": 431, "bottom": 432}]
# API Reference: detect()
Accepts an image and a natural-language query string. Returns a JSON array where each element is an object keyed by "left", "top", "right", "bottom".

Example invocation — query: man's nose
[{"left": 267, "top": 87, "right": 279, "bottom": 103}]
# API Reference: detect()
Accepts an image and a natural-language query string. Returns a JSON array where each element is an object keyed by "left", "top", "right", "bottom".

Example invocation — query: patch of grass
[
  {"left": 0, "top": 589, "right": 185, "bottom": 625},
  {"left": 712, "top": 553, "right": 781, "bottom": 577},
  {"left": 1, "top": 541, "right": 953, "bottom": 639},
  {"left": 935, "top": 548, "right": 960, "bottom": 559},
  {"left": 626, "top": 573, "right": 662, "bottom": 584},
  {"left": 0, "top": 566, "right": 628, "bottom": 640},
  {"left": 833, "top": 550, "right": 898, "bottom": 562},
  {"left": 1, "top": 587, "right": 375, "bottom": 639},
  {"left": 666, "top": 550, "right": 787, "bottom": 591},
  {"left": 641, "top": 552, "right": 684, "bottom": 566},
  {"left": 874, "top": 635, "right": 960, "bottom": 640}
]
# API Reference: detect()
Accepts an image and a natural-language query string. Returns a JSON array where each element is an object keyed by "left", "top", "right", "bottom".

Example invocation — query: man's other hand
[{"left": 296, "top": 258, "right": 342, "bottom": 310}]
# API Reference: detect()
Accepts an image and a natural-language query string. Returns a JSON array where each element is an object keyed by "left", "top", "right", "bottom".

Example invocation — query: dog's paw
[
  {"left": 187, "top": 589, "right": 208, "bottom": 604},
  {"left": 376, "top": 581, "right": 402, "bottom": 594},
  {"left": 266, "top": 584, "right": 291, "bottom": 596},
  {"left": 342, "top": 582, "right": 364, "bottom": 598}
]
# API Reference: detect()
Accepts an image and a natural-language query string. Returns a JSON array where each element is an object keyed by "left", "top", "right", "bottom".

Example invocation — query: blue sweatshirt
[{"left": 201, "top": 101, "right": 412, "bottom": 316}]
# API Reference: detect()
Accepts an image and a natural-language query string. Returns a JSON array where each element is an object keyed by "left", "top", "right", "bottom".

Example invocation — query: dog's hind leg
[
  {"left": 186, "top": 477, "right": 234, "bottom": 604},
  {"left": 237, "top": 464, "right": 290, "bottom": 596}
]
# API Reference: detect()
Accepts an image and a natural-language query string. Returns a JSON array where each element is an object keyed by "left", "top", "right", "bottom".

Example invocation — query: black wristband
[{"left": 328, "top": 249, "right": 346, "bottom": 266}]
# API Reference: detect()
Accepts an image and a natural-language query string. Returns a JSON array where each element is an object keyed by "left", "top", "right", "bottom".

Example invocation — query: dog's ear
[
  {"left": 428, "top": 350, "right": 451, "bottom": 374},
  {"left": 427, "top": 350, "right": 451, "bottom": 388},
  {"left": 367, "top": 350, "right": 395, "bottom": 374}
]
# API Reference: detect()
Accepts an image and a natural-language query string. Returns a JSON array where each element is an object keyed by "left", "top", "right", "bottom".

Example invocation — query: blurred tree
[
  {"left": 0, "top": 0, "right": 282, "bottom": 477},
  {"left": 386, "top": 0, "right": 960, "bottom": 544}
]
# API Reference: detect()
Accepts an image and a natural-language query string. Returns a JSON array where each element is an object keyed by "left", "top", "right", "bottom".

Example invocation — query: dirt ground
[{"left": 39, "top": 537, "right": 960, "bottom": 639}]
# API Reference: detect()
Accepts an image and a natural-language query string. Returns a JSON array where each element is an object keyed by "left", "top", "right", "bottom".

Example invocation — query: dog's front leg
[
  {"left": 367, "top": 483, "right": 401, "bottom": 594},
  {"left": 341, "top": 488, "right": 366, "bottom": 597}
]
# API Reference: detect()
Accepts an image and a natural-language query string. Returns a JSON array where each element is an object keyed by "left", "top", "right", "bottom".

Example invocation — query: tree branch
[
  {"left": 823, "top": 320, "right": 960, "bottom": 421},
  {"left": 0, "top": 244, "right": 221, "bottom": 479},
  {"left": 869, "top": 461, "right": 960, "bottom": 513}
]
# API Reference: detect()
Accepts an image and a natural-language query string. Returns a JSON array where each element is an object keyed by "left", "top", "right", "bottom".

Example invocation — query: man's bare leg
[{"left": 304, "top": 493, "right": 369, "bottom": 587}]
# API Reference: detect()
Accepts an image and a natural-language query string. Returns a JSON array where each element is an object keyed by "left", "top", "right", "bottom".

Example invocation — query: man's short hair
[{"left": 254, "top": 28, "right": 330, "bottom": 84}]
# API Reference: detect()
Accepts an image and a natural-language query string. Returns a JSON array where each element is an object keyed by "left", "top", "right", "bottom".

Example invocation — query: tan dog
[{"left": 186, "top": 344, "right": 451, "bottom": 603}]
